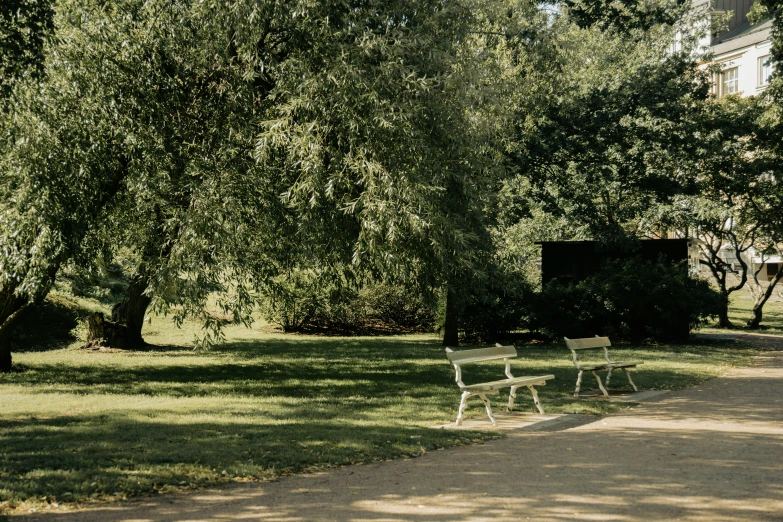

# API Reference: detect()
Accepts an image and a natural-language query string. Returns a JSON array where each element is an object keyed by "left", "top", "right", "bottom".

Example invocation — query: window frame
[
  {"left": 767, "top": 263, "right": 779, "bottom": 281},
  {"left": 721, "top": 66, "right": 739, "bottom": 97},
  {"left": 759, "top": 55, "right": 773, "bottom": 87}
]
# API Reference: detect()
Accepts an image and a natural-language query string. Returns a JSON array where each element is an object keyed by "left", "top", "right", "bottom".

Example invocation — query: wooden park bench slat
[
  {"left": 445, "top": 345, "right": 517, "bottom": 364},
  {"left": 564, "top": 336, "right": 643, "bottom": 398},
  {"left": 445, "top": 344, "right": 554, "bottom": 427}
]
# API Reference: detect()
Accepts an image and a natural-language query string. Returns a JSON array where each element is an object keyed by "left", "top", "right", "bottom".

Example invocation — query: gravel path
[{"left": 19, "top": 333, "right": 783, "bottom": 521}]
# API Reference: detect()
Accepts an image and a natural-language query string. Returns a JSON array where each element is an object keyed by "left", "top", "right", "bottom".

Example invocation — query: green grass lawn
[{"left": 0, "top": 310, "right": 759, "bottom": 515}]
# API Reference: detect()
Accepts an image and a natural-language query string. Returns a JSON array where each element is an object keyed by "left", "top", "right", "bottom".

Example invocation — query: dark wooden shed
[
  {"left": 538, "top": 239, "right": 698, "bottom": 285},
  {"left": 536, "top": 239, "right": 703, "bottom": 340}
]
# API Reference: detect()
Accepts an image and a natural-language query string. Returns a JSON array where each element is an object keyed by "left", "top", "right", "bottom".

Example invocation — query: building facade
[
  {"left": 716, "top": 245, "right": 781, "bottom": 280},
  {"left": 702, "top": 0, "right": 773, "bottom": 97}
]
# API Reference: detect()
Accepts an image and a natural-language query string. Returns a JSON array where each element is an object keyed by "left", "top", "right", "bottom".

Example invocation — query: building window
[
  {"left": 768, "top": 263, "right": 779, "bottom": 281},
  {"left": 721, "top": 67, "right": 739, "bottom": 97},
  {"left": 759, "top": 56, "right": 773, "bottom": 87}
]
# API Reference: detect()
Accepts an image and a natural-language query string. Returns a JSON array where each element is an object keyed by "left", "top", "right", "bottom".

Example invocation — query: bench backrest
[
  {"left": 445, "top": 345, "right": 517, "bottom": 387},
  {"left": 445, "top": 345, "right": 517, "bottom": 364},
  {"left": 564, "top": 336, "right": 611, "bottom": 350},
  {"left": 564, "top": 336, "right": 612, "bottom": 368}
]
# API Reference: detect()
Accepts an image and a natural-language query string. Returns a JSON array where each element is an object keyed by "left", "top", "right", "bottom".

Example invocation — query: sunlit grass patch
[{"left": 724, "top": 293, "right": 783, "bottom": 332}]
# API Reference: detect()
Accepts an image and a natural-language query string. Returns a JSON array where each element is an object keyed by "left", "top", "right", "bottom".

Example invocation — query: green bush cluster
[
  {"left": 355, "top": 284, "right": 435, "bottom": 330},
  {"left": 258, "top": 269, "right": 332, "bottom": 332},
  {"left": 259, "top": 271, "right": 434, "bottom": 333},
  {"left": 531, "top": 257, "right": 722, "bottom": 341},
  {"left": 458, "top": 268, "right": 535, "bottom": 343},
  {"left": 260, "top": 258, "right": 720, "bottom": 342}
]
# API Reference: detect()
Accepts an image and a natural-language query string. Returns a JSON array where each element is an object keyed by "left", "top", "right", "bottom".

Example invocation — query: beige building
[
  {"left": 717, "top": 245, "right": 781, "bottom": 280},
  {"left": 702, "top": 0, "right": 773, "bottom": 97},
  {"left": 672, "top": 0, "right": 773, "bottom": 96}
]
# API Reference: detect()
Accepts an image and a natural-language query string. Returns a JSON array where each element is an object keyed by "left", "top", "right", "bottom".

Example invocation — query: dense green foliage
[
  {"left": 564, "top": 0, "right": 686, "bottom": 33},
  {"left": 0, "top": 0, "right": 53, "bottom": 101},
  {"left": 646, "top": 94, "right": 783, "bottom": 328},
  {"left": 510, "top": 34, "right": 711, "bottom": 241},
  {"left": 458, "top": 265, "right": 535, "bottom": 342},
  {"left": 0, "top": 0, "right": 520, "bottom": 363},
  {"left": 259, "top": 273, "right": 434, "bottom": 333}
]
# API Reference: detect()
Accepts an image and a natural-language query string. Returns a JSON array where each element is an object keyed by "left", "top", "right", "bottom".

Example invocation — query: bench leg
[
  {"left": 605, "top": 368, "right": 613, "bottom": 388},
  {"left": 527, "top": 385, "right": 545, "bottom": 414},
  {"left": 507, "top": 385, "right": 519, "bottom": 413},
  {"left": 456, "top": 391, "right": 470, "bottom": 425},
  {"left": 623, "top": 368, "right": 638, "bottom": 392},
  {"left": 591, "top": 371, "right": 610, "bottom": 398},
  {"left": 574, "top": 370, "right": 584, "bottom": 398},
  {"left": 478, "top": 393, "right": 497, "bottom": 427}
]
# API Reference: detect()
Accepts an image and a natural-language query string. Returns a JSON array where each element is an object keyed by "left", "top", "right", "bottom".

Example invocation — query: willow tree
[
  {"left": 1, "top": 0, "right": 533, "bottom": 366},
  {"left": 105, "top": 0, "right": 523, "bottom": 348},
  {"left": 0, "top": 0, "right": 132, "bottom": 371},
  {"left": 0, "top": 0, "right": 54, "bottom": 371},
  {"left": 250, "top": 0, "right": 547, "bottom": 345},
  {"left": 63, "top": 0, "right": 299, "bottom": 348},
  {"left": 1, "top": 0, "right": 280, "bottom": 364}
]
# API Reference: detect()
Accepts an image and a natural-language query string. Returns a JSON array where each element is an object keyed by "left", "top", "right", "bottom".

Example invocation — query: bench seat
[
  {"left": 577, "top": 361, "right": 642, "bottom": 371},
  {"left": 461, "top": 374, "right": 555, "bottom": 393}
]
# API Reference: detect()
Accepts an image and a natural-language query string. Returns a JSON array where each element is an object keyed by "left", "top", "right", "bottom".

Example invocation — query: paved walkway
[{"left": 22, "top": 334, "right": 783, "bottom": 521}]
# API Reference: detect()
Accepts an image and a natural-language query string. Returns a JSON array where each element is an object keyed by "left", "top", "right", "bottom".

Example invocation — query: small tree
[
  {"left": 692, "top": 202, "right": 758, "bottom": 328},
  {"left": 744, "top": 241, "right": 783, "bottom": 328}
]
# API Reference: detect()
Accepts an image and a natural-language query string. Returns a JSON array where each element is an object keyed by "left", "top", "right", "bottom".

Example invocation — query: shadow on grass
[
  {"left": 5, "top": 376, "right": 782, "bottom": 510},
  {"left": 726, "top": 295, "right": 783, "bottom": 333},
  {"left": 0, "top": 412, "right": 499, "bottom": 508},
  {"left": 2, "top": 363, "right": 733, "bottom": 416},
  {"left": 10, "top": 299, "right": 81, "bottom": 354},
  {"left": 3, "top": 336, "right": 757, "bottom": 401},
  {"left": 0, "top": 333, "right": 771, "bottom": 514},
  {"left": 9, "top": 418, "right": 783, "bottom": 521}
]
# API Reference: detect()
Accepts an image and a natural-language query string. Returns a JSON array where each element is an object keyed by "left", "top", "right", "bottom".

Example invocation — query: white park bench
[
  {"left": 564, "top": 336, "right": 643, "bottom": 398},
  {"left": 445, "top": 344, "right": 554, "bottom": 427}
]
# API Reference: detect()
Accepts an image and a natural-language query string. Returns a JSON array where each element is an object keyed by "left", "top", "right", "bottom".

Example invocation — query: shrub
[
  {"left": 258, "top": 269, "right": 331, "bottom": 332},
  {"left": 458, "top": 268, "right": 535, "bottom": 343},
  {"left": 358, "top": 284, "right": 434, "bottom": 329},
  {"left": 259, "top": 271, "right": 434, "bottom": 333},
  {"left": 532, "top": 257, "right": 722, "bottom": 341}
]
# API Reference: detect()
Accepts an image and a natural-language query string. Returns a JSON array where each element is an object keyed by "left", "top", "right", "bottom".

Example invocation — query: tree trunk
[
  {"left": 748, "top": 303, "right": 763, "bottom": 329},
  {"left": 110, "top": 274, "right": 152, "bottom": 349},
  {"left": 442, "top": 285, "right": 459, "bottom": 347},
  {"left": 747, "top": 270, "right": 783, "bottom": 329},
  {"left": 0, "top": 339, "right": 10, "bottom": 373},
  {"left": 0, "top": 262, "right": 60, "bottom": 372},
  {"left": 0, "top": 291, "right": 27, "bottom": 372},
  {"left": 717, "top": 292, "right": 732, "bottom": 328},
  {"left": 83, "top": 312, "right": 131, "bottom": 349},
  {"left": 0, "top": 303, "right": 31, "bottom": 373}
]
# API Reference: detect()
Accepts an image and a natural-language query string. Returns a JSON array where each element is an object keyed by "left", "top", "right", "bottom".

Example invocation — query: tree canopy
[{"left": 2, "top": 0, "right": 782, "bottom": 369}]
